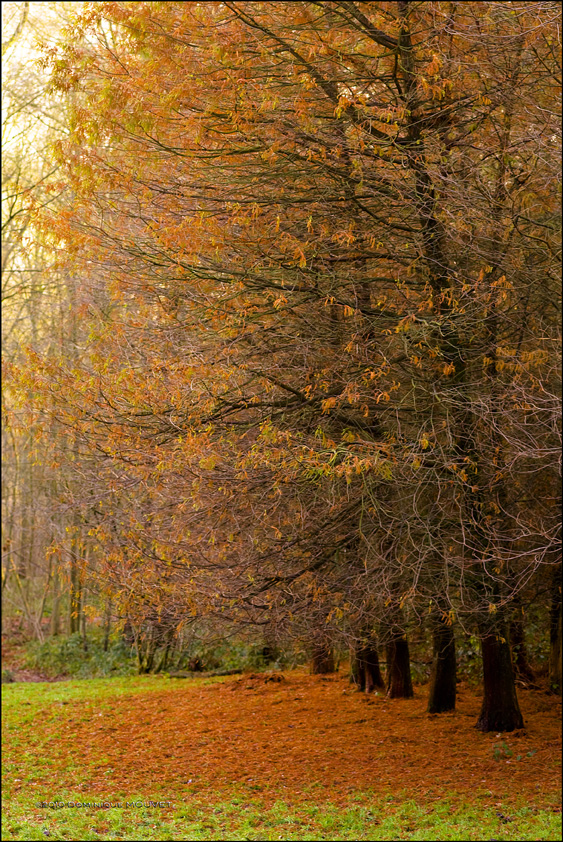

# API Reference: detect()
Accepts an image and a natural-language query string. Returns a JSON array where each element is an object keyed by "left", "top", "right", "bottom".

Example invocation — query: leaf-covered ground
[{"left": 2, "top": 670, "right": 561, "bottom": 840}]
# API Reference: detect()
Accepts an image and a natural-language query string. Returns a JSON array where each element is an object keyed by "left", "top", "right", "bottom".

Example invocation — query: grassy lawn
[{"left": 2, "top": 673, "right": 561, "bottom": 841}]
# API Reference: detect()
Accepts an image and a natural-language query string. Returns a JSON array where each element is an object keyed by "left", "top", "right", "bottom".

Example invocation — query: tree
[
  {"left": 549, "top": 563, "right": 562, "bottom": 693},
  {"left": 20, "top": 1, "right": 561, "bottom": 726},
  {"left": 351, "top": 633, "right": 385, "bottom": 693},
  {"left": 427, "top": 610, "right": 457, "bottom": 713},
  {"left": 2, "top": 1, "right": 87, "bottom": 639}
]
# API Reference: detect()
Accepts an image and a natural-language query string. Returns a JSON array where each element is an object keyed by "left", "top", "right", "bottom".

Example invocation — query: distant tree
[
  {"left": 2, "top": 1, "right": 85, "bottom": 639},
  {"left": 427, "top": 609, "right": 457, "bottom": 713}
]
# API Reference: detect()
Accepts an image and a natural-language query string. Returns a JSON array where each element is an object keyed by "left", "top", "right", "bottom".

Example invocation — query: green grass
[
  {"left": 3, "top": 792, "right": 561, "bottom": 841},
  {"left": 3, "top": 676, "right": 561, "bottom": 841},
  {"left": 2, "top": 673, "right": 187, "bottom": 713}
]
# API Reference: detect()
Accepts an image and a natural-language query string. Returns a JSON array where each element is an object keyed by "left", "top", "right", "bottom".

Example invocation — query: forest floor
[{"left": 2, "top": 668, "right": 561, "bottom": 841}]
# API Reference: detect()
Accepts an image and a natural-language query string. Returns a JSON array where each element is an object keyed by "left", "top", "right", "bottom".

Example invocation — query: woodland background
[{"left": 1, "top": 0, "right": 561, "bottom": 743}]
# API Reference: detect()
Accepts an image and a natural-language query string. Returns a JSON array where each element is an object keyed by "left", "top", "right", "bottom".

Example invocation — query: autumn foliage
[{"left": 4, "top": 2, "right": 561, "bottom": 730}]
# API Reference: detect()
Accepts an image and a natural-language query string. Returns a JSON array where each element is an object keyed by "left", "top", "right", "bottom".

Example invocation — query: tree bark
[
  {"left": 103, "top": 599, "right": 112, "bottom": 652},
  {"left": 69, "top": 528, "right": 81, "bottom": 635},
  {"left": 350, "top": 646, "right": 361, "bottom": 686},
  {"left": 353, "top": 640, "right": 385, "bottom": 693},
  {"left": 549, "top": 563, "right": 562, "bottom": 694},
  {"left": 137, "top": 628, "right": 156, "bottom": 674},
  {"left": 311, "top": 642, "right": 336, "bottom": 674},
  {"left": 386, "top": 630, "right": 413, "bottom": 698},
  {"left": 50, "top": 569, "right": 60, "bottom": 637},
  {"left": 476, "top": 625, "right": 524, "bottom": 731},
  {"left": 261, "top": 644, "right": 278, "bottom": 665},
  {"left": 122, "top": 616, "right": 135, "bottom": 647},
  {"left": 510, "top": 611, "right": 536, "bottom": 685},
  {"left": 80, "top": 604, "right": 88, "bottom": 651},
  {"left": 427, "top": 613, "right": 457, "bottom": 713},
  {"left": 156, "top": 637, "right": 172, "bottom": 673}
]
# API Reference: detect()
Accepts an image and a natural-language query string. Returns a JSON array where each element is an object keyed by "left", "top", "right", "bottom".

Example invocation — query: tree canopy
[{"left": 3, "top": 1, "right": 561, "bottom": 729}]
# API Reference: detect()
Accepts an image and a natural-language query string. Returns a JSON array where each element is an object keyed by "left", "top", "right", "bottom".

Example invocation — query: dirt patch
[{"left": 2, "top": 667, "right": 64, "bottom": 683}]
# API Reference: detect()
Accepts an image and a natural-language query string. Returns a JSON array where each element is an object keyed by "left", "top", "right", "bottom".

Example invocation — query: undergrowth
[
  {"left": 24, "top": 632, "right": 137, "bottom": 679},
  {"left": 20, "top": 631, "right": 303, "bottom": 680}
]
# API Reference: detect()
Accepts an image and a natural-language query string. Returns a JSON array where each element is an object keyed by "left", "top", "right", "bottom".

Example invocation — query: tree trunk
[
  {"left": 311, "top": 642, "right": 336, "bottom": 674},
  {"left": 80, "top": 547, "right": 88, "bottom": 651},
  {"left": 549, "top": 564, "right": 562, "bottom": 694},
  {"left": 50, "top": 570, "right": 61, "bottom": 636},
  {"left": 476, "top": 625, "right": 524, "bottom": 731},
  {"left": 102, "top": 599, "right": 112, "bottom": 651},
  {"left": 349, "top": 646, "right": 361, "bottom": 686},
  {"left": 261, "top": 644, "right": 278, "bottom": 665},
  {"left": 353, "top": 640, "right": 385, "bottom": 693},
  {"left": 156, "top": 638, "right": 172, "bottom": 673},
  {"left": 80, "top": 592, "right": 88, "bottom": 652},
  {"left": 510, "top": 611, "right": 536, "bottom": 685},
  {"left": 122, "top": 616, "right": 135, "bottom": 647},
  {"left": 427, "top": 614, "right": 456, "bottom": 713},
  {"left": 138, "top": 630, "right": 156, "bottom": 674},
  {"left": 69, "top": 532, "right": 81, "bottom": 635},
  {"left": 386, "top": 630, "right": 413, "bottom": 698}
]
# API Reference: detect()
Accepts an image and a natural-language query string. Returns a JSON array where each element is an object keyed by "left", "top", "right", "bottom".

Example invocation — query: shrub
[{"left": 24, "top": 631, "right": 137, "bottom": 679}]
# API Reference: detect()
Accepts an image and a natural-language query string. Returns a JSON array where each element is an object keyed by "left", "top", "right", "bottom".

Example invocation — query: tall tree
[{"left": 22, "top": 1, "right": 561, "bottom": 725}]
